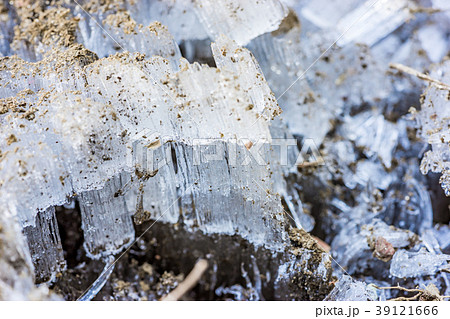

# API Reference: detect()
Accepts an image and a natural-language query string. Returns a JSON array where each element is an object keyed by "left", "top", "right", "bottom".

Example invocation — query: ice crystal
[{"left": 0, "top": 0, "right": 449, "bottom": 301}]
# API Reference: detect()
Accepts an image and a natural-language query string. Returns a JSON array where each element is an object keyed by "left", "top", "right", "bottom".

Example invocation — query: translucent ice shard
[
  {"left": 96, "top": 54, "right": 286, "bottom": 248},
  {"left": 80, "top": 11, "right": 182, "bottom": 65},
  {"left": 0, "top": 1, "right": 15, "bottom": 57},
  {"left": 246, "top": 14, "right": 335, "bottom": 144},
  {"left": 350, "top": 160, "right": 393, "bottom": 190},
  {"left": 416, "top": 24, "right": 448, "bottom": 64},
  {"left": 7, "top": 0, "right": 444, "bottom": 300},
  {"left": 340, "top": 111, "right": 399, "bottom": 169},
  {"left": 126, "top": 0, "right": 209, "bottom": 42},
  {"left": 211, "top": 35, "right": 280, "bottom": 118},
  {"left": 0, "top": 207, "right": 60, "bottom": 300},
  {"left": 300, "top": 0, "right": 362, "bottom": 29},
  {"left": 247, "top": 10, "right": 390, "bottom": 145},
  {"left": 390, "top": 249, "right": 450, "bottom": 278},
  {"left": 381, "top": 172, "right": 433, "bottom": 234},
  {"left": 0, "top": 112, "right": 73, "bottom": 225},
  {"left": 0, "top": 32, "right": 296, "bottom": 261},
  {"left": 331, "top": 219, "right": 417, "bottom": 275},
  {"left": 23, "top": 207, "right": 66, "bottom": 283},
  {"left": 432, "top": 224, "right": 450, "bottom": 253},
  {"left": 194, "top": 0, "right": 288, "bottom": 45},
  {"left": 78, "top": 256, "right": 116, "bottom": 301},
  {"left": 79, "top": 174, "right": 134, "bottom": 259},
  {"left": 301, "top": 0, "right": 411, "bottom": 46},
  {"left": 324, "top": 275, "right": 377, "bottom": 301}
]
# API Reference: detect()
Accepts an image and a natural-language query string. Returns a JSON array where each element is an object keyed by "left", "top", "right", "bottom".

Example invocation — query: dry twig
[
  {"left": 389, "top": 63, "right": 450, "bottom": 91},
  {"left": 373, "top": 284, "right": 450, "bottom": 301},
  {"left": 161, "top": 259, "right": 208, "bottom": 301}
]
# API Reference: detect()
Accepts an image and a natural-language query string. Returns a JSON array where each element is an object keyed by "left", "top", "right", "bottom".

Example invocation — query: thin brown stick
[
  {"left": 409, "top": 7, "right": 442, "bottom": 15},
  {"left": 373, "top": 284, "right": 450, "bottom": 301},
  {"left": 388, "top": 293, "right": 421, "bottom": 301},
  {"left": 389, "top": 63, "right": 450, "bottom": 91},
  {"left": 372, "top": 284, "right": 423, "bottom": 293},
  {"left": 161, "top": 259, "right": 208, "bottom": 301},
  {"left": 297, "top": 160, "right": 325, "bottom": 168}
]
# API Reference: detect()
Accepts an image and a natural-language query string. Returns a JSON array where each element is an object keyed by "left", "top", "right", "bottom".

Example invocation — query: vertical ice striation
[
  {"left": 85, "top": 39, "right": 286, "bottom": 249},
  {"left": 0, "top": 207, "right": 60, "bottom": 300},
  {"left": 0, "top": 95, "right": 74, "bottom": 226},
  {"left": 0, "top": 4, "right": 338, "bottom": 294},
  {"left": 0, "top": 30, "right": 293, "bottom": 261},
  {"left": 212, "top": 35, "right": 314, "bottom": 231},
  {"left": 79, "top": 173, "right": 134, "bottom": 259},
  {"left": 211, "top": 35, "right": 280, "bottom": 118},
  {"left": 0, "top": 44, "right": 97, "bottom": 97},
  {"left": 23, "top": 206, "right": 66, "bottom": 283},
  {"left": 74, "top": 1, "right": 184, "bottom": 59},
  {"left": 80, "top": 10, "right": 182, "bottom": 66},
  {"left": 1, "top": 0, "right": 448, "bottom": 301},
  {"left": 110, "top": 41, "right": 284, "bottom": 247}
]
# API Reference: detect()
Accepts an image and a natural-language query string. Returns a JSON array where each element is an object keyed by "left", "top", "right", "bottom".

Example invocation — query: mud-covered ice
[{"left": 0, "top": 0, "right": 449, "bottom": 301}]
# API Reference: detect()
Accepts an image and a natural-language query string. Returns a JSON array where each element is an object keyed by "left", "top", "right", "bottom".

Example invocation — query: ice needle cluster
[{"left": 0, "top": 0, "right": 449, "bottom": 300}]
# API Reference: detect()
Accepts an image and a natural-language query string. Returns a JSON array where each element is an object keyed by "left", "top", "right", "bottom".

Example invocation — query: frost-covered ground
[{"left": 0, "top": 0, "right": 449, "bottom": 301}]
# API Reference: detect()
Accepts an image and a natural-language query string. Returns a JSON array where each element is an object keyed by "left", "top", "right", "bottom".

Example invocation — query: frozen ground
[{"left": 0, "top": 0, "right": 449, "bottom": 301}]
